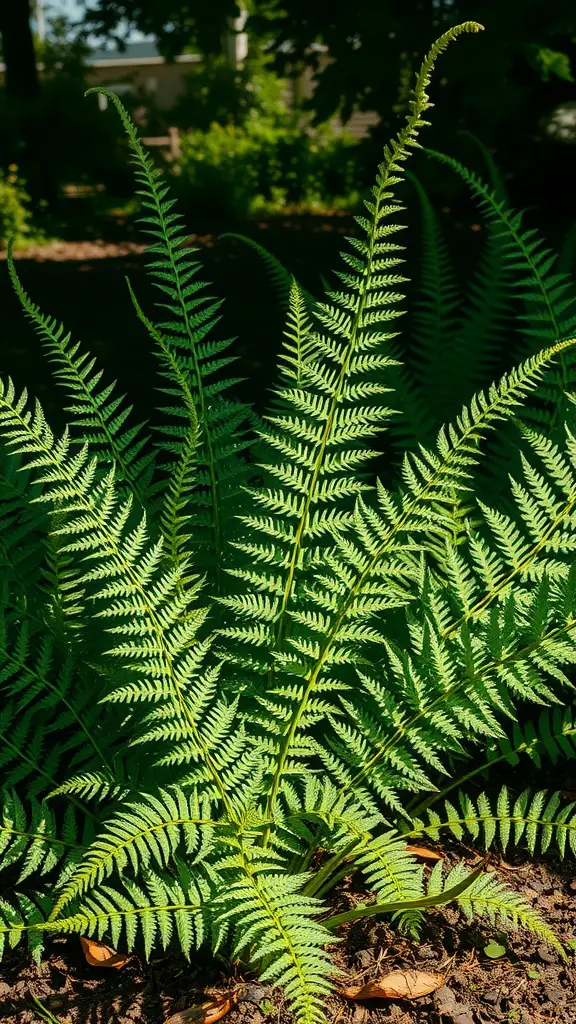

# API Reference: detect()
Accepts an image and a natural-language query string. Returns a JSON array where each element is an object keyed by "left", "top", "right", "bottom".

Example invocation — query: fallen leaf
[
  {"left": 484, "top": 941, "right": 507, "bottom": 959},
  {"left": 341, "top": 970, "right": 445, "bottom": 1001},
  {"left": 405, "top": 845, "right": 443, "bottom": 862},
  {"left": 80, "top": 936, "right": 129, "bottom": 969},
  {"left": 165, "top": 993, "right": 238, "bottom": 1024}
]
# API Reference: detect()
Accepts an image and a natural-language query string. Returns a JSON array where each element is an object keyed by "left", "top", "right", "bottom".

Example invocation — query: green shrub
[
  {"left": 176, "top": 107, "right": 360, "bottom": 218},
  {"left": 3, "top": 22, "right": 576, "bottom": 1024},
  {"left": 0, "top": 164, "right": 36, "bottom": 248},
  {"left": 173, "top": 51, "right": 359, "bottom": 217}
]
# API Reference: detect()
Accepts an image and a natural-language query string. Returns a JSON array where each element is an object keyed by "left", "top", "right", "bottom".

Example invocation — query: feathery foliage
[{"left": 3, "top": 22, "right": 576, "bottom": 1022}]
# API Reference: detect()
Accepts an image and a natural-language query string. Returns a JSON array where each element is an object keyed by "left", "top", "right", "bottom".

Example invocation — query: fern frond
[
  {"left": 0, "top": 622, "right": 114, "bottom": 796},
  {"left": 0, "top": 790, "right": 82, "bottom": 884},
  {"left": 0, "top": 379, "right": 237, "bottom": 815},
  {"left": 438, "top": 860, "right": 563, "bottom": 951},
  {"left": 52, "top": 787, "right": 214, "bottom": 916},
  {"left": 7, "top": 245, "right": 153, "bottom": 501},
  {"left": 216, "top": 851, "right": 334, "bottom": 1024},
  {"left": 0, "top": 869, "right": 212, "bottom": 962},
  {"left": 87, "top": 88, "right": 252, "bottom": 581},
  {"left": 222, "top": 21, "right": 484, "bottom": 677},
  {"left": 426, "top": 149, "right": 576, "bottom": 434},
  {"left": 411, "top": 706, "right": 576, "bottom": 814},
  {"left": 409, "top": 786, "right": 576, "bottom": 859}
]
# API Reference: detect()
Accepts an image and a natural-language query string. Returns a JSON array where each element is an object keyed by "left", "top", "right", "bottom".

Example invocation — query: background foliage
[{"left": 1, "top": 0, "right": 576, "bottom": 234}]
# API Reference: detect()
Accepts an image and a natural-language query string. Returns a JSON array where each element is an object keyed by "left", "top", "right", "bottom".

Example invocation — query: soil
[{"left": 1, "top": 851, "right": 575, "bottom": 1024}]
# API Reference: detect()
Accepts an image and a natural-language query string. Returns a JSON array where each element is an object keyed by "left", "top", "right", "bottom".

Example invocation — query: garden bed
[{"left": 2, "top": 851, "right": 575, "bottom": 1024}]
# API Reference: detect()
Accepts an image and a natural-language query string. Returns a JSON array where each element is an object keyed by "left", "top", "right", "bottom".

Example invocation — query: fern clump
[{"left": 3, "top": 22, "right": 576, "bottom": 1023}]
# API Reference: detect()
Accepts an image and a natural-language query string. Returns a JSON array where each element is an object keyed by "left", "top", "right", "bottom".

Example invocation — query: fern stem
[
  {"left": 323, "top": 858, "right": 486, "bottom": 930},
  {"left": 0, "top": 823, "right": 86, "bottom": 851}
]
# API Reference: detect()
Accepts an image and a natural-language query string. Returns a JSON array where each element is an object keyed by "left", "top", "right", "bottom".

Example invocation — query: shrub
[
  {"left": 172, "top": 51, "right": 359, "bottom": 218},
  {"left": 0, "top": 165, "right": 35, "bottom": 248},
  {"left": 176, "top": 104, "right": 359, "bottom": 218},
  {"left": 3, "top": 22, "right": 576, "bottom": 1024}
]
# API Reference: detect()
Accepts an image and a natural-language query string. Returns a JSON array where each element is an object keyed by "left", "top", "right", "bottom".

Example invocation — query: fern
[
  {"left": 409, "top": 786, "right": 576, "bottom": 859},
  {"left": 8, "top": 246, "right": 153, "bottom": 503},
  {"left": 87, "top": 89, "right": 253, "bottom": 584},
  {"left": 4, "top": 21, "right": 576, "bottom": 1024},
  {"left": 426, "top": 149, "right": 576, "bottom": 435}
]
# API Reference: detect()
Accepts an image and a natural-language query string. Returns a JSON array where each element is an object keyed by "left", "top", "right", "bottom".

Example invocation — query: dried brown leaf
[
  {"left": 80, "top": 936, "right": 129, "bottom": 969},
  {"left": 165, "top": 993, "right": 238, "bottom": 1024},
  {"left": 405, "top": 845, "right": 443, "bottom": 862},
  {"left": 341, "top": 970, "right": 445, "bottom": 1001}
]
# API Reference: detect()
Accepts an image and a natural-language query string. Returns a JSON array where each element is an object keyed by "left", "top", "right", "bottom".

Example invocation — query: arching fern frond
[
  {"left": 52, "top": 787, "right": 214, "bottom": 916},
  {"left": 426, "top": 149, "right": 576, "bottom": 434},
  {"left": 7, "top": 246, "right": 153, "bottom": 502},
  {"left": 87, "top": 88, "right": 252, "bottom": 582},
  {"left": 437, "top": 860, "right": 563, "bottom": 950},
  {"left": 0, "top": 870, "right": 213, "bottom": 962},
  {"left": 222, "top": 21, "right": 484, "bottom": 673}
]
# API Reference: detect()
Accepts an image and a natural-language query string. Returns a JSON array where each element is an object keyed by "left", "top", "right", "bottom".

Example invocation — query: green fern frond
[
  {"left": 216, "top": 853, "right": 334, "bottom": 1024},
  {"left": 0, "top": 870, "right": 212, "bottom": 962},
  {"left": 438, "top": 860, "right": 563, "bottom": 951},
  {"left": 409, "top": 786, "right": 576, "bottom": 859},
  {"left": 87, "top": 88, "right": 252, "bottom": 581},
  {"left": 0, "top": 790, "right": 82, "bottom": 884},
  {"left": 412, "top": 706, "right": 576, "bottom": 815},
  {"left": 426, "top": 149, "right": 576, "bottom": 434},
  {"left": 7, "top": 246, "right": 153, "bottom": 501},
  {"left": 0, "top": 379, "right": 236, "bottom": 814},
  {"left": 222, "top": 21, "right": 484, "bottom": 676}
]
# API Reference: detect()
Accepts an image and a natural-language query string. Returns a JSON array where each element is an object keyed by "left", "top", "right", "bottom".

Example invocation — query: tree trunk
[{"left": 0, "top": 0, "right": 40, "bottom": 99}]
